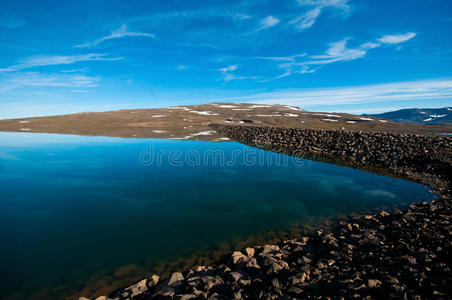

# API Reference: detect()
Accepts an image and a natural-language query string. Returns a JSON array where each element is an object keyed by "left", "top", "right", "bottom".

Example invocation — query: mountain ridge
[{"left": 364, "top": 107, "right": 452, "bottom": 125}]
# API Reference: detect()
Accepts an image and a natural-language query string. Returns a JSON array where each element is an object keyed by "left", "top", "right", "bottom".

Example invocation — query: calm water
[{"left": 0, "top": 132, "right": 435, "bottom": 298}]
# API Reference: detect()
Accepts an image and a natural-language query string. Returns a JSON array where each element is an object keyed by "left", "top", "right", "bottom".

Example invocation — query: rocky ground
[{"left": 83, "top": 126, "right": 452, "bottom": 300}]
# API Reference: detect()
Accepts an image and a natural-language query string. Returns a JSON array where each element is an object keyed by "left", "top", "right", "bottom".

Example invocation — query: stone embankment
[
  {"left": 84, "top": 125, "right": 452, "bottom": 300},
  {"left": 215, "top": 125, "right": 452, "bottom": 196}
]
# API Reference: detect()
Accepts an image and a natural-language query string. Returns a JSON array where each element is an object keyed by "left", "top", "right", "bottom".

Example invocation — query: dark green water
[{"left": 0, "top": 132, "right": 435, "bottom": 298}]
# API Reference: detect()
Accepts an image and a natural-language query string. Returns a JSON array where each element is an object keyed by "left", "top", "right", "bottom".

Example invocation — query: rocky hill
[{"left": 0, "top": 103, "right": 451, "bottom": 140}]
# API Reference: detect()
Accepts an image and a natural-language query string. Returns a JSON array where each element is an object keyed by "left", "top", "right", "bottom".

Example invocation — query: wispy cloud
[
  {"left": 219, "top": 65, "right": 238, "bottom": 73},
  {"left": 61, "top": 68, "right": 89, "bottom": 73},
  {"left": 0, "top": 72, "right": 100, "bottom": 93},
  {"left": 377, "top": 32, "right": 416, "bottom": 44},
  {"left": 256, "top": 53, "right": 307, "bottom": 62},
  {"left": 289, "top": 7, "right": 322, "bottom": 30},
  {"left": 304, "top": 32, "right": 415, "bottom": 65},
  {"left": 232, "top": 13, "right": 252, "bottom": 21},
  {"left": 259, "top": 16, "right": 280, "bottom": 30},
  {"left": 258, "top": 32, "right": 416, "bottom": 80},
  {"left": 0, "top": 53, "right": 123, "bottom": 72},
  {"left": 226, "top": 78, "right": 452, "bottom": 112},
  {"left": 218, "top": 65, "right": 258, "bottom": 83},
  {"left": 304, "top": 38, "right": 379, "bottom": 64},
  {"left": 75, "top": 24, "right": 155, "bottom": 48},
  {"left": 297, "top": 0, "right": 350, "bottom": 9},
  {"left": 262, "top": 65, "right": 316, "bottom": 82},
  {"left": 291, "top": 0, "right": 350, "bottom": 31},
  {"left": 223, "top": 73, "right": 259, "bottom": 83}
]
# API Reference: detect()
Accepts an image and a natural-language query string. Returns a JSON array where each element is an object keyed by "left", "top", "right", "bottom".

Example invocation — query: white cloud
[
  {"left": 256, "top": 53, "right": 307, "bottom": 62},
  {"left": 0, "top": 53, "right": 123, "bottom": 72},
  {"left": 219, "top": 65, "right": 238, "bottom": 73},
  {"left": 306, "top": 38, "right": 377, "bottom": 64},
  {"left": 259, "top": 38, "right": 373, "bottom": 81},
  {"left": 257, "top": 52, "right": 312, "bottom": 81},
  {"left": 377, "top": 32, "right": 416, "bottom": 44},
  {"left": 305, "top": 33, "right": 415, "bottom": 65},
  {"left": 75, "top": 24, "right": 155, "bottom": 48},
  {"left": 297, "top": 0, "right": 350, "bottom": 9},
  {"left": 177, "top": 65, "right": 188, "bottom": 70},
  {"left": 291, "top": 0, "right": 350, "bottom": 31},
  {"left": 233, "top": 13, "right": 252, "bottom": 21},
  {"left": 299, "top": 66, "right": 316, "bottom": 74},
  {"left": 262, "top": 65, "right": 316, "bottom": 82},
  {"left": 217, "top": 65, "right": 258, "bottom": 83},
  {"left": 258, "top": 33, "right": 416, "bottom": 81},
  {"left": 289, "top": 7, "right": 322, "bottom": 30},
  {"left": 225, "top": 78, "right": 452, "bottom": 112},
  {"left": 261, "top": 70, "right": 294, "bottom": 82},
  {"left": 60, "top": 68, "right": 89, "bottom": 73},
  {"left": 259, "top": 16, "right": 280, "bottom": 30},
  {"left": 0, "top": 72, "right": 100, "bottom": 93},
  {"left": 223, "top": 74, "right": 259, "bottom": 83}
]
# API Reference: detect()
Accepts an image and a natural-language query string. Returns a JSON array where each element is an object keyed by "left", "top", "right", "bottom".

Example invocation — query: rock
[
  {"left": 287, "top": 286, "right": 303, "bottom": 295},
  {"left": 271, "top": 278, "right": 282, "bottom": 289},
  {"left": 176, "top": 294, "right": 197, "bottom": 300},
  {"left": 193, "top": 265, "right": 206, "bottom": 272},
  {"left": 267, "top": 260, "right": 289, "bottom": 275},
  {"left": 231, "top": 251, "right": 260, "bottom": 270},
  {"left": 153, "top": 272, "right": 185, "bottom": 298},
  {"left": 228, "top": 271, "right": 244, "bottom": 283},
  {"left": 233, "top": 290, "right": 242, "bottom": 300},
  {"left": 245, "top": 247, "right": 255, "bottom": 257},
  {"left": 154, "top": 288, "right": 176, "bottom": 298},
  {"left": 200, "top": 275, "right": 224, "bottom": 290},
  {"left": 125, "top": 279, "right": 148, "bottom": 297},
  {"left": 379, "top": 211, "right": 390, "bottom": 217},
  {"left": 239, "top": 278, "right": 251, "bottom": 286},
  {"left": 301, "top": 256, "right": 312, "bottom": 264},
  {"left": 168, "top": 272, "right": 184, "bottom": 286},
  {"left": 231, "top": 251, "right": 246, "bottom": 264},
  {"left": 368, "top": 279, "right": 382, "bottom": 288},
  {"left": 289, "top": 272, "right": 307, "bottom": 285},
  {"left": 149, "top": 274, "right": 160, "bottom": 287},
  {"left": 260, "top": 244, "right": 280, "bottom": 256}
]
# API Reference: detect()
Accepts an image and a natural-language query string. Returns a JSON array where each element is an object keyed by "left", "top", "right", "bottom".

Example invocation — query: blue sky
[{"left": 0, "top": 0, "right": 451, "bottom": 118}]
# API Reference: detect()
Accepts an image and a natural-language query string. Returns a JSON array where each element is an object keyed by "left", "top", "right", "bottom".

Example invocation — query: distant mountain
[{"left": 365, "top": 107, "right": 452, "bottom": 125}]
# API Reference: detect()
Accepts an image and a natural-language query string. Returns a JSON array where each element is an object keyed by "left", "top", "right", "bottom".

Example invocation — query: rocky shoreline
[
  {"left": 83, "top": 126, "right": 452, "bottom": 300},
  {"left": 213, "top": 125, "right": 452, "bottom": 196}
]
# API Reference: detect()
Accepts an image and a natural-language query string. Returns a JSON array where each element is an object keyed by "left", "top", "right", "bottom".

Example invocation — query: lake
[{"left": 0, "top": 132, "right": 435, "bottom": 299}]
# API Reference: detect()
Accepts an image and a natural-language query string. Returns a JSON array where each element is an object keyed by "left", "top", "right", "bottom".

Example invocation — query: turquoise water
[{"left": 0, "top": 132, "right": 435, "bottom": 298}]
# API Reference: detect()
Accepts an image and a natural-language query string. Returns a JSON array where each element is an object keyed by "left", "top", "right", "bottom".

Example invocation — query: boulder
[{"left": 125, "top": 279, "right": 148, "bottom": 297}]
